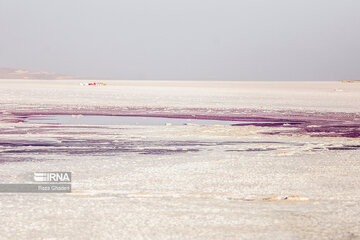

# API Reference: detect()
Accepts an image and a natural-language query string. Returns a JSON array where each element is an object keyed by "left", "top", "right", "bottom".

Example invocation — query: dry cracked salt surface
[{"left": 0, "top": 80, "right": 360, "bottom": 240}]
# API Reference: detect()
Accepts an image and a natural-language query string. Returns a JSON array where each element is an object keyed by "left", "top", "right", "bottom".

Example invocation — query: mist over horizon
[{"left": 1, "top": 0, "right": 360, "bottom": 81}]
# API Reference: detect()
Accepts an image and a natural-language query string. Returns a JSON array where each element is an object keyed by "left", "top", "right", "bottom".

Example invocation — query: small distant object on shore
[
  {"left": 340, "top": 80, "right": 360, "bottom": 83},
  {"left": 80, "top": 82, "right": 107, "bottom": 86}
]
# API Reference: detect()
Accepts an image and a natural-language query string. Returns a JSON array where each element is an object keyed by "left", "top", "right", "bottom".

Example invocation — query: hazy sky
[{"left": 1, "top": 0, "right": 359, "bottom": 80}]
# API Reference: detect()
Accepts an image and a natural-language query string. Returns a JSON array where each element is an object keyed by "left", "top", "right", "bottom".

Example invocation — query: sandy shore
[
  {"left": 0, "top": 80, "right": 360, "bottom": 239},
  {"left": 1, "top": 79, "right": 360, "bottom": 112}
]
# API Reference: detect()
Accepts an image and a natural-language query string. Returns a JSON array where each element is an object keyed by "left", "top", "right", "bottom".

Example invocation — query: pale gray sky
[{"left": 1, "top": 0, "right": 359, "bottom": 80}]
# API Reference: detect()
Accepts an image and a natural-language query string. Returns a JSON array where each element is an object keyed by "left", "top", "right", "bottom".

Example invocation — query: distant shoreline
[{"left": 0, "top": 68, "right": 86, "bottom": 80}]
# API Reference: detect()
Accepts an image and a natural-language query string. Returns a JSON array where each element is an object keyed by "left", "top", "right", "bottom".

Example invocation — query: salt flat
[{"left": 0, "top": 80, "right": 359, "bottom": 240}]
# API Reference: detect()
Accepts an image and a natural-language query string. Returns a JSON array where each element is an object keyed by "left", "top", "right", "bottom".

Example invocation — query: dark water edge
[{"left": 2, "top": 106, "right": 360, "bottom": 138}]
